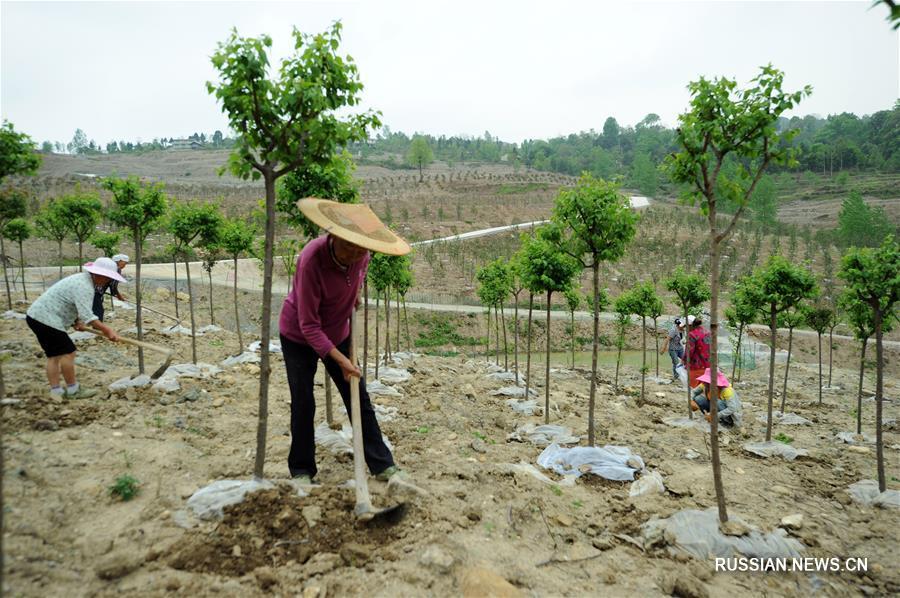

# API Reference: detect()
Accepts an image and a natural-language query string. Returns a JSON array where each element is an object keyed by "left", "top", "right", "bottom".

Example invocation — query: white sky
[{"left": 1, "top": 0, "right": 898, "bottom": 146}]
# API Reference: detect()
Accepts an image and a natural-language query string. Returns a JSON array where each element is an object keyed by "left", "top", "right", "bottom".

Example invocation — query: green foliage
[
  {"left": 35, "top": 201, "right": 71, "bottom": 243},
  {"left": 89, "top": 231, "right": 121, "bottom": 257},
  {"left": 476, "top": 259, "right": 513, "bottom": 308},
  {"left": 108, "top": 474, "right": 140, "bottom": 501},
  {"left": 778, "top": 303, "right": 810, "bottom": 330},
  {"left": 518, "top": 226, "right": 580, "bottom": 296},
  {"left": 628, "top": 281, "right": 662, "bottom": 318},
  {"left": 774, "top": 432, "right": 794, "bottom": 445},
  {"left": 57, "top": 192, "right": 103, "bottom": 245},
  {"left": 407, "top": 135, "right": 434, "bottom": 178},
  {"left": 805, "top": 306, "right": 834, "bottom": 335},
  {"left": 414, "top": 315, "right": 481, "bottom": 348},
  {"left": 630, "top": 152, "right": 658, "bottom": 197},
  {"left": 0, "top": 188, "right": 27, "bottom": 231},
  {"left": 563, "top": 286, "right": 582, "bottom": 313},
  {"left": 277, "top": 150, "right": 360, "bottom": 237},
  {"left": 207, "top": 22, "right": 380, "bottom": 183},
  {"left": 2, "top": 217, "right": 31, "bottom": 243},
  {"left": 744, "top": 255, "right": 818, "bottom": 320},
  {"left": 836, "top": 190, "right": 895, "bottom": 248},
  {"left": 167, "top": 201, "right": 222, "bottom": 250},
  {"left": 0, "top": 121, "right": 41, "bottom": 182},
  {"left": 103, "top": 177, "right": 168, "bottom": 242},
  {"left": 838, "top": 236, "right": 900, "bottom": 327},
  {"left": 726, "top": 280, "right": 758, "bottom": 328},
  {"left": 664, "top": 265, "right": 710, "bottom": 315},
  {"left": 219, "top": 217, "right": 256, "bottom": 258}
]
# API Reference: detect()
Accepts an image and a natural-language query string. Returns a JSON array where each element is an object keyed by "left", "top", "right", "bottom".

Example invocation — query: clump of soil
[
  {"left": 4, "top": 398, "right": 106, "bottom": 431},
  {"left": 166, "top": 485, "right": 408, "bottom": 576}
]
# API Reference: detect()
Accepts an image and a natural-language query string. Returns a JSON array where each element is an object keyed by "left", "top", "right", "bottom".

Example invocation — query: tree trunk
[
  {"left": 817, "top": 331, "right": 823, "bottom": 405},
  {"left": 375, "top": 293, "right": 380, "bottom": 380},
  {"left": 78, "top": 240, "right": 84, "bottom": 272},
  {"left": 18, "top": 240, "right": 27, "bottom": 301},
  {"left": 513, "top": 292, "right": 520, "bottom": 385},
  {"left": 780, "top": 327, "right": 794, "bottom": 414},
  {"left": 827, "top": 325, "right": 835, "bottom": 387},
  {"left": 588, "top": 262, "right": 600, "bottom": 446},
  {"left": 707, "top": 226, "right": 728, "bottom": 523},
  {"left": 1, "top": 237, "right": 11, "bottom": 310},
  {"left": 494, "top": 305, "right": 500, "bottom": 366},
  {"left": 208, "top": 268, "right": 215, "bottom": 325},
  {"left": 396, "top": 291, "right": 401, "bottom": 354},
  {"left": 363, "top": 279, "right": 369, "bottom": 380},
  {"left": 184, "top": 256, "right": 198, "bottom": 365},
  {"left": 252, "top": 173, "right": 277, "bottom": 480},
  {"left": 134, "top": 228, "right": 145, "bottom": 373},
  {"left": 571, "top": 311, "right": 576, "bottom": 369},
  {"left": 857, "top": 337, "right": 867, "bottom": 435},
  {"left": 684, "top": 306, "right": 692, "bottom": 419},
  {"left": 57, "top": 239, "right": 63, "bottom": 279},
  {"left": 766, "top": 307, "right": 777, "bottom": 442},
  {"left": 653, "top": 316, "right": 659, "bottom": 377},
  {"left": 173, "top": 256, "right": 180, "bottom": 319},
  {"left": 403, "top": 298, "right": 411, "bottom": 352},
  {"left": 732, "top": 324, "right": 744, "bottom": 381},
  {"left": 0, "top": 361, "right": 5, "bottom": 593},
  {"left": 484, "top": 307, "right": 491, "bottom": 362},
  {"left": 640, "top": 315, "right": 646, "bottom": 406},
  {"left": 544, "top": 291, "right": 552, "bottom": 424},
  {"left": 874, "top": 310, "right": 885, "bottom": 492},
  {"left": 500, "top": 302, "right": 508, "bottom": 371},
  {"left": 384, "top": 290, "right": 391, "bottom": 362},
  {"left": 233, "top": 256, "right": 243, "bottom": 353},
  {"left": 525, "top": 293, "right": 534, "bottom": 402},
  {"left": 614, "top": 326, "right": 622, "bottom": 392},
  {"left": 325, "top": 377, "right": 334, "bottom": 426}
]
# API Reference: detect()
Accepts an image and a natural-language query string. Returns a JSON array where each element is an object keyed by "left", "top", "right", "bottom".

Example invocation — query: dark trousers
[
  {"left": 92, "top": 291, "right": 105, "bottom": 322},
  {"left": 280, "top": 334, "right": 394, "bottom": 479}
]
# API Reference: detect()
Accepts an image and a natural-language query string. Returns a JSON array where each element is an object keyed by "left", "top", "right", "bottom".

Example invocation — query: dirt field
[{"left": 2, "top": 291, "right": 898, "bottom": 597}]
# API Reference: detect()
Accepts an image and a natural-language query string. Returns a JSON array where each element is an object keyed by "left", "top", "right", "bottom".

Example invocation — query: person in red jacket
[
  {"left": 684, "top": 315, "right": 711, "bottom": 388},
  {"left": 278, "top": 199, "right": 410, "bottom": 486}
]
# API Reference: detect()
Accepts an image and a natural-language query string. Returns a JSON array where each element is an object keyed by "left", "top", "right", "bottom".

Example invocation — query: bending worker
[
  {"left": 278, "top": 198, "right": 411, "bottom": 485},
  {"left": 26, "top": 257, "right": 122, "bottom": 399},
  {"left": 690, "top": 367, "right": 742, "bottom": 427}
]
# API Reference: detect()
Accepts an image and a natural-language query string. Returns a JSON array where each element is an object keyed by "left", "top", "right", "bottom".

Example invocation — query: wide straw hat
[
  {"left": 112, "top": 254, "right": 130, "bottom": 263},
  {"left": 297, "top": 198, "right": 411, "bottom": 256},
  {"left": 697, "top": 368, "right": 729, "bottom": 388},
  {"left": 85, "top": 257, "right": 127, "bottom": 282}
]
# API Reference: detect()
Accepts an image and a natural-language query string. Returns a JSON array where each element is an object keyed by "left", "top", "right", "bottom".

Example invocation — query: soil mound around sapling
[{"left": 166, "top": 484, "right": 410, "bottom": 576}]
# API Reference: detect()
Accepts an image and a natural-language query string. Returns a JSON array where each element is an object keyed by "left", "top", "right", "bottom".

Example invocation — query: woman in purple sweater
[{"left": 279, "top": 199, "right": 410, "bottom": 485}]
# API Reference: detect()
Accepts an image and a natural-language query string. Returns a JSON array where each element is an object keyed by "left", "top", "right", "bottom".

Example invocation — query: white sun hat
[
  {"left": 85, "top": 257, "right": 127, "bottom": 282},
  {"left": 112, "top": 254, "right": 130, "bottom": 263}
]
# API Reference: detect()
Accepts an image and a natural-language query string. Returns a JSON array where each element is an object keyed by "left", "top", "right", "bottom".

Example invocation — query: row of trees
[{"left": 39, "top": 129, "right": 233, "bottom": 155}]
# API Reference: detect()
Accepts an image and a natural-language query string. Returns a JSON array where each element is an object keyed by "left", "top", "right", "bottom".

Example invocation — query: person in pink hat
[
  {"left": 690, "top": 367, "right": 742, "bottom": 427},
  {"left": 26, "top": 257, "right": 122, "bottom": 399}
]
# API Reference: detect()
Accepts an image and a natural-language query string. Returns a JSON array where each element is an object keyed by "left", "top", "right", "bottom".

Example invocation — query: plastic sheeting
[
  {"left": 742, "top": 441, "right": 808, "bottom": 461},
  {"left": 197, "top": 324, "right": 223, "bottom": 333},
  {"left": 167, "top": 363, "right": 222, "bottom": 379},
  {"left": 504, "top": 462, "right": 577, "bottom": 487},
  {"left": 314, "top": 422, "right": 393, "bottom": 455},
  {"left": 493, "top": 386, "right": 537, "bottom": 398},
  {"left": 835, "top": 432, "right": 874, "bottom": 445},
  {"left": 847, "top": 480, "right": 900, "bottom": 509},
  {"left": 2, "top": 310, "right": 26, "bottom": 320},
  {"left": 248, "top": 340, "right": 282, "bottom": 353},
  {"left": 487, "top": 371, "right": 527, "bottom": 385},
  {"left": 642, "top": 508, "right": 805, "bottom": 559},
  {"left": 68, "top": 331, "right": 96, "bottom": 341},
  {"left": 537, "top": 443, "right": 644, "bottom": 481},
  {"left": 756, "top": 412, "right": 812, "bottom": 426},
  {"left": 377, "top": 366, "right": 410, "bottom": 384},
  {"left": 505, "top": 399, "right": 539, "bottom": 415},
  {"left": 221, "top": 351, "right": 260, "bottom": 367},
  {"left": 630, "top": 471, "right": 666, "bottom": 497},
  {"left": 161, "top": 324, "right": 196, "bottom": 336},
  {"left": 109, "top": 374, "right": 152, "bottom": 391},
  {"left": 507, "top": 423, "right": 579, "bottom": 446},
  {"left": 186, "top": 479, "right": 275, "bottom": 520},
  {"left": 367, "top": 379, "right": 403, "bottom": 397},
  {"left": 675, "top": 364, "right": 688, "bottom": 388},
  {"left": 663, "top": 416, "right": 710, "bottom": 432}
]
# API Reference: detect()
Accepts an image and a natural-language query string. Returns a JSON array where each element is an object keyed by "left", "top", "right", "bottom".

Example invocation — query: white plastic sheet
[
  {"left": 848, "top": 480, "right": 900, "bottom": 509},
  {"left": 197, "top": 324, "right": 223, "bottom": 333},
  {"left": 186, "top": 479, "right": 275, "bottom": 520},
  {"left": 378, "top": 366, "right": 410, "bottom": 384},
  {"left": 675, "top": 364, "right": 688, "bottom": 388},
  {"left": 505, "top": 462, "right": 577, "bottom": 487},
  {"left": 487, "top": 371, "right": 527, "bottom": 385},
  {"left": 629, "top": 471, "right": 666, "bottom": 497},
  {"left": 167, "top": 362, "right": 222, "bottom": 379},
  {"left": 153, "top": 377, "right": 181, "bottom": 393},
  {"left": 507, "top": 423, "right": 579, "bottom": 446},
  {"left": 2, "top": 310, "right": 26, "bottom": 320},
  {"left": 742, "top": 441, "right": 808, "bottom": 461},
  {"left": 161, "top": 324, "right": 196, "bottom": 336},
  {"left": 835, "top": 431, "right": 874, "bottom": 445},
  {"left": 109, "top": 374, "right": 152, "bottom": 391},
  {"left": 221, "top": 351, "right": 260, "bottom": 367},
  {"left": 374, "top": 403, "right": 398, "bottom": 423},
  {"left": 663, "top": 416, "right": 710, "bottom": 432},
  {"left": 493, "top": 386, "right": 537, "bottom": 398},
  {"left": 315, "top": 422, "right": 393, "bottom": 455},
  {"left": 367, "top": 379, "right": 403, "bottom": 397},
  {"left": 68, "top": 331, "right": 95, "bottom": 341},
  {"left": 505, "top": 399, "right": 539, "bottom": 415},
  {"left": 248, "top": 340, "right": 282, "bottom": 353},
  {"left": 537, "top": 443, "right": 644, "bottom": 481},
  {"left": 642, "top": 508, "right": 804, "bottom": 559},
  {"left": 756, "top": 412, "right": 812, "bottom": 426}
]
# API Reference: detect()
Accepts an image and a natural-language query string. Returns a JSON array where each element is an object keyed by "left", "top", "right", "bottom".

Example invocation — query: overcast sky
[{"left": 1, "top": 1, "right": 897, "bottom": 146}]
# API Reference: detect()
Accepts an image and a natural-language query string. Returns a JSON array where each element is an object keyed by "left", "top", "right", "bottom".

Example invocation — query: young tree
[
  {"left": 745, "top": 256, "right": 817, "bottom": 441},
  {"left": 89, "top": 231, "right": 121, "bottom": 258},
  {"left": 666, "top": 64, "right": 810, "bottom": 523},
  {"left": 664, "top": 266, "right": 710, "bottom": 416},
  {"left": 778, "top": 303, "right": 812, "bottom": 414},
  {"left": 805, "top": 306, "right": 833, "bottom": 406},
  {"left": 407, "top": 135, "right": 434, "bottom": 183},
  {"left": 551, "top": 174, "right": 637, "bottom": 445},
  {"left": 220, "top": 217, "right": 256, "bottom": 353},
  {"left": 209, "top": 23, "right": 379, "bottom": 479},
  {"left": 167, "top": 201, "right": 222, "bottom": 364},
  {"left": 199, "top": 243, "right": 223, "bottom": 325},
  {"left": 103, "top": 177, "right": 168, "bottom": 373},
  {"left": 58, "top": 192, "right": 103, "bottom": 270},
  {"left": 725, "top": 281, "right": 757, "bottom": 382},
  {"left": 631, "top": 282, "right": 662, "bottom": 405},
  {"left": 520, "top": 226, "right": 579, "bottom": 424},
  {"left": 3, "top": 218, "right": 31, "bottom": 301},
  {"left": 368, "top": 252, "right": 392, "bottom": 378},
  {"left": 394, "top": 255, "right": 414, "bottom": 351},
  {"left": 612, "top": 292, "right": 634, "bottom": 393},
  {"left": 826, "top": 309, "right": 840, "bottom": 388},
  {"left": 0, "top": 190, "right": 27, "bottom": 308},
  {"left": 35, "top": 201, "right": 70, "bottom": 280},
  {"left": 563, "top": 286, "right": 581, "bottom": 369},
  {"left": 839, "top": 236, "right": 899, "bottom": 492},
  {"left": 648, "top": 289, "right": 664, "bottom": 378},
  {"left": 509, "top": 256, "right": 526, "bottom": 384}
]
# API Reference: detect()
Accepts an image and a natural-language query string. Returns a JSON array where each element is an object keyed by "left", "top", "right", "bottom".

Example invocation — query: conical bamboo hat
[{"left": 297, "top": 198, "right": 411, "bottom": 256}]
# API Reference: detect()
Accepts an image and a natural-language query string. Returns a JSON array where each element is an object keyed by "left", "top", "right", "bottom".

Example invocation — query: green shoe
[
  {"left": 66, "top": 387, "right": 98, "bottom": 400},
  {"left": 291, "top": 474, "right": 317, "bottom": 486},
  {"left": 375, "top": 466, "right": 405, "bottom": 482}
]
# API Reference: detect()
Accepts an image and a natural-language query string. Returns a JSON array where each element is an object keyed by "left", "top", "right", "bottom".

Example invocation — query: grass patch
[
  {"left": 496, "top": 183, "right": 549, "bottom": 195},
  {"left": 109, "top": 474, "right": 140, "bottom": 501},
  {"left": 775, "top": 432, "right": 794, "bottom": 445},
  {"left": 414, "top": 314, "right": 481, "bottom": 348}
]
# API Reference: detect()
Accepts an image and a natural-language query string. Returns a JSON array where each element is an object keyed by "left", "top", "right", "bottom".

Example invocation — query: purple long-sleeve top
[{"left": 279, "top": 235, "right": 369, "bottom": 358}]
